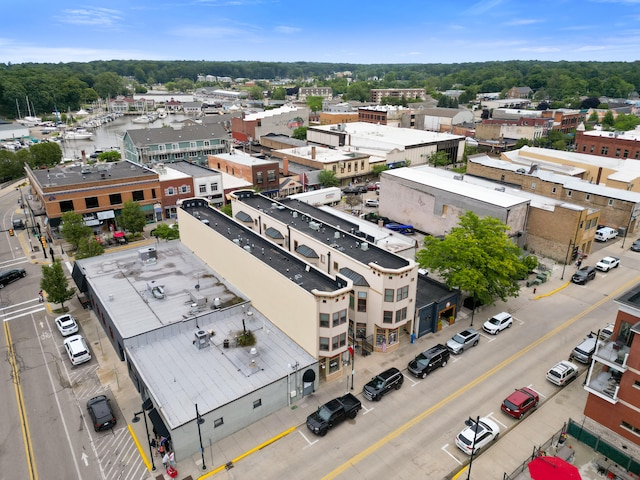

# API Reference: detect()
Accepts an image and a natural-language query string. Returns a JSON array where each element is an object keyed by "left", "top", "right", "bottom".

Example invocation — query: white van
[{"left": 595, "top": 227, "right": 618, "bottom": 242}]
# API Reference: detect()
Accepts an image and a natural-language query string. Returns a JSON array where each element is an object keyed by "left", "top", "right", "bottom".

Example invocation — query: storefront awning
[
  {"left": 97, "top": 210, "right": 115, "bottom": 220},
  {"left": 148, "top": 408, "right": 170, "bottom": 438}
]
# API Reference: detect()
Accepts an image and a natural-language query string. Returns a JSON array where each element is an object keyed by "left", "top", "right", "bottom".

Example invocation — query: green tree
[
  {"left": 93, "top": 72, "right": 126, "bottom": 99},
  {"left": 30, "top": 142, "right": 62, "bottom": 168},
  {"left": 76, "top": 237, "right": 105, "bottom": 259},
  {"left": 40, "top": 260, "right": 75, "bottom": 310},
  {"left": 371, "top": 164, "right": 390, "bottom": 177},
  {"left": 98, "top": 151, "right": 121, "bottom": 162},
  {"left": 602, "top": 110, "right": 615, "bottom": 128},
  {"left": 344, "top": 194, "right": 362, "bottom": 209},
  {"left": 248, "top": 86, "right": 264, "bottom": 100},
  {"left": 60, "top": 211, "right": 91, "bottom": 250},
  {"left": 416, "top": 211, "right": 527, "bottom": 315},
  {"left": 306, "top": 95, "right": 323, "bottom": 112},
  {"left": 119, "top": 200, "right": 146, "bottom": 233},
  {"left": 292, "top": 126, "right": 307, "bottom": 140},
  {"left": 428, "top": 151, "right": 451, "bottom": 167},
  {"left": 153, "top": 223, "right": 180, "bottom": 240},
  {"left": 318, "top": 170, "right": 340, "bottom": 187},
  {"left": 514, "top": 138, "right": 532, "bottom": 149},
  {"left": 271, "top": 87, "right": 287, "bottom": 100},
  {"left": 587, "top": 111, "right": 599, "bottom": 123},
  {"left": 613, "top": 113, "right": 640, "bottom": 131},
  {"left": 0, "top": 151, "right": 26, "bottom": 181}
]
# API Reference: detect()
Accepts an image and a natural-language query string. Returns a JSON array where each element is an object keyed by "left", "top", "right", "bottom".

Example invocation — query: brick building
[
  {"left": 208, "top": 151, "right": 280, "bottom": 196},
  {"left": 583, "top": 284, "right": 640, "bottom": 448},
  {"left": 25, "top": 161, "right": 160, "bottom": 233},
  {"left": 575, "top": 128, "right": 640, "bottom": 160},
  {"left": 369, "top": 88, "right": 426, "bottom": 104},
  {"left": 358, "top": 106, "right": 408, "bottom": 126},
  {"left": 541, "top": 109, "right": 586, "bottom": 134}
]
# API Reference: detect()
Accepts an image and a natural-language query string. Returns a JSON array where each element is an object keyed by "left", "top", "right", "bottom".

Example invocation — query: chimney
[
  {"left": 282, "top": 157, "right": 289, "bottom": 176},
  {"left": 311, "top": 146, "right": 316, "bottom": 160}
]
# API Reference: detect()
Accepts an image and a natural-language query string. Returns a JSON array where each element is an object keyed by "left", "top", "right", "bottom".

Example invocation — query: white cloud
[
  {"left": 57, "top": 8, "right": 122, "bottom": 28},
  {"left": 504, "top": 18, "right": 540, "bottom": 26},
  {"left": 274, "top": 26, "right": 302, "bottom": 34}
]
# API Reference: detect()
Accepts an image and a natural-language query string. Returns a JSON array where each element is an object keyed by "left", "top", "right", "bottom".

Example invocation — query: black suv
[
  {"left": 362, "top": 367, "right": 404, "bottom": 401},
  {"left": 407, "top": 344, "right": 450, "bottom": 378},
  {"left": 0, "top": 268, "right": 26, "bottom": 288},
  {"left": 572, "top": 266, "right": 596, "bottom": 285},
  {"left": 87, "top": 395, "right": 116, "bottom": 431}
]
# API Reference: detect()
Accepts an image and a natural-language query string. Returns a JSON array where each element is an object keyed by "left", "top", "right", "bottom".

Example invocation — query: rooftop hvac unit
[
  {"left": 334, "top": 231, "right": 340, "bottom": 239},
  {"left": 190, "top": 291, "right": 206, "bottom": 307},
  {"left": 495, "top": 186, "right": 506, "bottom": 192},
  {"left": 194, "top": 330, "right": 211, "bottom": 350},
  {"left": 361, "top": 243, "right": 369, "bottom": 251},
  {"left": 309, "top": 221, "right": 320, "bottom": 231},
  {"left": 453, "top": 175, "right": 464, "bottom": 180},
  {"left": 292, "top": 211, "right": 298, "bottom": 218}
]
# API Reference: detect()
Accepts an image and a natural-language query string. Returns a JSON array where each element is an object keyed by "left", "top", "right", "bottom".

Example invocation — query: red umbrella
[{"left": 528, "top": 456, "right": 582, "bottom": 480}]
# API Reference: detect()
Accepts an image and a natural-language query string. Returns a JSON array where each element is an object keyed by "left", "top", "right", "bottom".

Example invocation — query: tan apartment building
[
  {"left": 318, "top": 111, "right": 359, "bottom": 126},
  {"left": 177, "top": 197, "right": 354, "bottom": 382},
  {"left": 229, "top": 190, "right": 418, "bottom": 355},
  {"left": 25, "top": 160, "right": 160, "bottom": 233},
  {"left": 370, "top": 88, "right": 426, "bottom": 104}
]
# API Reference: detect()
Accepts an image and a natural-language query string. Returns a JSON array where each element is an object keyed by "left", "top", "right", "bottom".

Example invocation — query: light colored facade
[
  {"left": 229, "top": 190, "right": 418, "bottom": 355},
  {"left": 420, "top": 108, "right": 475, "bottom": 133},
  {"left": 177, "top": 197, "right": 353, "bottom": 381},
  {"left": 307, "top": 122, "right": 465, "bottom": 166},
  {"left": 298, "top": 86, "right": 333, "bottom": 101},
  {"left": 370, "top": 88, "right": 426, "bottom": 104},
  {"left": 231, "top": 105, "right": 309, "bottom": 143},
  {"left": 379, "top": 166, "right": 530, "bottom": 241},
  {"left": 207, "top": 150, "right": 280, "bottom": 196}
]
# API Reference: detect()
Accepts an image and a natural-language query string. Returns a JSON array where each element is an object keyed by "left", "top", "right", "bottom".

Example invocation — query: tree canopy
[
  {"left": 119, "top": 200, "right": 146, "bottom": 233},
  {"left": 40, "top": 260, "right": 75, "bottom": 309},
  {"left": 318, "top": 170, "right": 340, "bottom": 187},
  {"left": 60, "top": 211, "right": 92, "bottom": 250},
  {"left": 416, "top": 211, "right": 527, "bottom": 307}
]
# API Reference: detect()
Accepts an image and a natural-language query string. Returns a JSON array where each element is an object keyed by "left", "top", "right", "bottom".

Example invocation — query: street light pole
[
  {"left": 195, "top": 403, "right": 207, "bottom": 470},
  {"left": 132, "top": 410, "right": 156, "bottom": 471},
  {"left": 466, "top": 416, "right": 481, "bottom": 480}
]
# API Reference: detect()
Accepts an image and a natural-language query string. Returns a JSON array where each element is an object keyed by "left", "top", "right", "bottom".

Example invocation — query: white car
[
  {"left": 455, "top": 417, "right": 500, "bottom": 455},
  {"left": 55, "top": 314, "right": 79, "bottom": 336},
  {"left": 482, "top": 312, "right": 512, "bottom": 335},
  {"left": 595, "top": 256, "right": 620, "bottom": 272},
  {"left": 63, "top": 335, "right": 91, "bottom": 366},
  {"left": 365, "top": 199, "right": 379, "bottom": 208}
]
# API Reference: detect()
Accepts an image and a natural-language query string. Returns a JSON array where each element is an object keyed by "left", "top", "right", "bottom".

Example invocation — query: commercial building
[
  {"left": 369, "top": 88, "right": 426, "bottom": 104},
  {"left": 575, "top": 128, "right": 640, "bottom": 160},
  {"left": 298, "top": 86, "right": 333, "bottom": 101},
  {"left": 207, "top": 150, "right": 280, "bottom": 197},
  {"left": 307, "top": 122, "right": 465, "bottom": 166},
  {"left": 25, "top": 160, "right": 160, "bottom": 231},
  {"left": 583, "top": 283, "right": 640, "bottom": 449},
  {"left": 231, "top": 105, "right": 309, "bottom": 143},
  {"left": 72, "top": 242, "right": 319, "bottom": 462},
  {"left": 122, "top": 123, "right": 228, "bottom": 166}
]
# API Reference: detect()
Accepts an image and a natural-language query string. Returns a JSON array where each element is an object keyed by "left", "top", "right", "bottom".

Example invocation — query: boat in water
[{"left": 64, "top": 128, "right": 93, "bottom": 140}]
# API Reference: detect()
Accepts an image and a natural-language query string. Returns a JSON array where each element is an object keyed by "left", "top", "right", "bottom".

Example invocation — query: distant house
[{"left": 506, "top": 86, "right": 532, "bottom": 99}]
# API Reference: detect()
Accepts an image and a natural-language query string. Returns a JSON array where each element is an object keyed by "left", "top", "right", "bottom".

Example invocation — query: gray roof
[
  {"left": 28, "top": 160, "right": 157, "bottom": 190},
  {"left": 296, "top": 244, "right": 319, "bottom": 259},
  {"left": 166, "top": 161, "right": 220, "bottom": 177},
  {"left": 339, "top": 267, "right": 369, "bottom": 287},
  {"left": 125, "top": 123, "right": 228, "bottom": 146},
  {"left": 237, "top": 193, "right": 410, "bottom": 270},
  {"left": 181, "top": 199, "right": 349, "bottom": 294},
  {"left": 235, "top": 211, "right": 253, "bottom": 222},
  {"left": 422, "top": 108, "right": 468, "bottom": 118}
]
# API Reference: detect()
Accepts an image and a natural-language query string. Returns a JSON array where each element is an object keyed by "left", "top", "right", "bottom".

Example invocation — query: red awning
[
  {"left": 528, "top": 456, "right": 581, "bottom": 480},
  {"left": 113, "top": 231, "right": 125, "bottom": 238}
]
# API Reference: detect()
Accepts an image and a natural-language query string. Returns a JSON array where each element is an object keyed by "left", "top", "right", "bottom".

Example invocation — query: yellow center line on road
[
  {"left": 322, "top": 275, "right": 640, "bottom": 480},
  {"left": 4, "top": 320, "right": 38, "bottom": 480}
]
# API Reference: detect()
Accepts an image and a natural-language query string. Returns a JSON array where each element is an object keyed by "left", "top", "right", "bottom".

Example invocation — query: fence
[{"left": 503, "top": 425, "right": 567, "bottom": 479}]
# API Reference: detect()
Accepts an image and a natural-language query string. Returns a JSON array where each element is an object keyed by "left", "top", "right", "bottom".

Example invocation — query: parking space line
[
  {"left": 408, "top": 377, "right": 421, "bottom": 387},
  {"left": 442, "top": 444, "right": 462, "bottom": 465},
  {"left": 298, "top": 430, "right": 318, "bottom": 447},
  {"left": 487, "top": 411, "right": 508, "bottom": 430},
  {"left": 513, "top": 317, "right": 524, "bottom": 325}
]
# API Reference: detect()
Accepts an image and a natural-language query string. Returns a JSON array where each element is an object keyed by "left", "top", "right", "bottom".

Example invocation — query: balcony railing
[
  {"left": 584, "top": 370, "right": 620, "bottom": 404},
  {"left": 593, "top": 340, "right": 629, "bottom": 370}
]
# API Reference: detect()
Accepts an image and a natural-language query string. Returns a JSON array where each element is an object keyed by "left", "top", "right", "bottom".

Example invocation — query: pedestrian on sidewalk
[
  {"left": 162, "top": 452, "right": 169, "bottom": 469},
  {"left": 168, "top": 451, "right": 175, "bottom": 468},
  {"left": 38, "top": 290, "right": 44, "bottom": 303}
]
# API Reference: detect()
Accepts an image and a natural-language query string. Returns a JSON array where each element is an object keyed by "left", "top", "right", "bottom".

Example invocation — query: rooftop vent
[
  {"left": 309, "top": 221, "right": 320, "bottom": 231},
  {"left": 495, "top": 186, "right": 506, "bottom": 192},
  {"left": 361, "top": 243, "right": 369, "bottom": 251}
]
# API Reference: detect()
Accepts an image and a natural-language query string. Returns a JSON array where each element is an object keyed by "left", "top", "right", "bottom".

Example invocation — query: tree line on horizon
[{"left": 0, "top": 59, "right": 639, "bottom": 120}]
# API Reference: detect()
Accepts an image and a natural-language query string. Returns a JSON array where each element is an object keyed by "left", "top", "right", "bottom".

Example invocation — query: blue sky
[{"left": 2, "top": 0, "right": 640, "bottom": 65}]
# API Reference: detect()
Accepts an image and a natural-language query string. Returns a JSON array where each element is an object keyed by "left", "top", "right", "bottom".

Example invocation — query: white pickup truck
[{"left": 595, "top": 256, "right": 620, "bottom": 272}]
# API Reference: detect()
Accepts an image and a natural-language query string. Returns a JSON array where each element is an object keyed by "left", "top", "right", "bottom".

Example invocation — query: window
[
  {"left": 621, "top": 421, "right": 640, "bottom": 436},
  {"left": 256, "top": 172, "right": 263, "bottom": 183},
  {"left": 384, "top": 289, "right": 394, "bottom": 302},
  {"left": 132, "top": 190, "right": 144, "bottom": 201},
  {"left": 585, "top": 194, "right": 591, "bottom": 201},
  {"left": 357, "top": 291, "right": 367, "bottom": 312},
  {"left": 267, "top": 170, "right": 276, "bottom": 182},
  {"left": 109, "top": 193, "right": 122, "bottom": 205},
  {"left": 383, "top": 311, "right": 393, "bottom": 323},
  {"left": 319, "top": 313, "right": 329, "bottom": 328},
  {"left": 180, "top": 185, "right": 190, "bottom": 194},
  {"left": 442, "top": 204, "right": 448, "bottom": 217},
  {"left": 211, "top": 183, "right": 218, "bottom": 191},
  {"left": 397, "top": 285, "right": 409, "bottom": 301},
  {"left": 608, "top": 199, "right": 614, "bottom": 206},
  {"left": 152, "top": 189, "right": 156, "bottom": 199},
  {"left": 531, "top": 181, "right": 536, "bottom": 190},
  {"left": 601, "top": 146, "right": 609, "bottom": 155},
  {"left": 199, "top": 184, "right": 207, "bottom": 193},
  {"left": 85, "top": 197, "right": 99, "bottom": 209},
  {"left": 615, "top": 148, "right": 621, "bottom": 157},
  {"left": 332, "top": 333, "right": 346, "bottom": 350},
  {"left": 567, "top": 190, "right": 572, "bottom": 197},
  {"left": 319, "top": 337, "right": 329, "bottom": 351},
  {"left": 214, "top": 417, "right": 224, "bottom": 428},
  {"left": 551, "top": 187, "right": 557, "bottom": 194},
  {"left": 59, "top": 200, "right": 74, "bottom": 212},
  {"left": 624, "top": 149, "right": 629, "bottom": 158},
  {"left": 396, "top": 307, "right": 407, "bottom": 323},
  {"left": 253, "top": 399, "right": 262, "bottom": 409},
  {"left": 333, "top": 310, "right": 346, "bottom": 327},
  {"left": 590, "top": 145, "right": 595, "bottom": 153},
  {"left": 633, "top": 380, "right": 640, "bottom": 390},
  {"left": 579, "top": 221, "right": 584, "bottom": 229},
  {"left": 166, "top": 187, "right": 175, "bottom": 195}
]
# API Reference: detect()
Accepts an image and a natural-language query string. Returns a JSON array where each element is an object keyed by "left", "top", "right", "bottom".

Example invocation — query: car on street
[
  {"left": 446, "top": 328, "right": 480, "bottom": 355},
  {"left": 366, "top": 183, "right": 379, "bottom": 191},
  {"left": 362, "top": 367, "right": 404, "bottom": 401},
  {"left": 12, "top": 219, "right": 26, "bottom": 230},
  {"left": 407, "top": 344, "right": 450, "bottom": 378},
  {"left": 455, "top": 417, "right": 500, "bottom": 455},
  {"left": 63, "top": 334, "right": 91, "bottom": 366},
  {"left": 482, "top": 312, "right": 512, "bottom": 335},
  {"left": 365, "top": 199, "right": 379, "bottom": 208},
  {"left": 86, "top": 395, "right": 117, "bottom": 431},
  {"left": 601, "top": 323, "right": 615, "bottom": 339},
  {"left": 572, "top": 266, "right": 596, "bottom": 285},
  {"left": 594, "top": 227, "right": 618, "bottom": 242},
  {"left": 595, "top": 256, "right": 620, "bottom": 272},
  {"left": 631, "top": 239, "right": 640, "bottom": 252},
  {"left": 501, "top": 387, "right": 539, "bottom": 419},
  {"left": 0, "top": 268, "right": 26, "bottom": 289},
  {"left": 342, "top": 185, "right": 367, "bottom": 195},
  {"left": 546, "top": 360, "right": 579, "bottom": 386},
  {"left": 54, "top": 314, "right": 79, "bottom": 336}
]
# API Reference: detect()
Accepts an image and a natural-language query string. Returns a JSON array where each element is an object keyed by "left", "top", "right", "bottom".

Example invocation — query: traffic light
[
  {"left": 40, "top": 236, "right": 47, "bottom": 249},
  {"left": 9, "top": 229, "right": 14, "bottom": 236}
]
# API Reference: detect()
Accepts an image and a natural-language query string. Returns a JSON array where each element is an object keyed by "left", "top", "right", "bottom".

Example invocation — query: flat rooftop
[
  {"left": 311, "top": 122, "right": 464, "bottom": 146},
  {"left": 76, "top": 241, "right": 246, "bottom": 339},
  {"left": 165, "top": 161, "right": 220, "bottom": 178},
  {"left": 29, "top": 160, "right": 158, "bottom": 191},
  {"left": 276, "top": 145, "right": 368, "bottom": 164},
  {"left": 210, "top": 150, "right": 278, "bottom": 167},
  {"left": 181, "top": 199, "right": 350, "bottom": 294},
  {"left": 235, "top": 193, "right": 411, "bottom": 270}
]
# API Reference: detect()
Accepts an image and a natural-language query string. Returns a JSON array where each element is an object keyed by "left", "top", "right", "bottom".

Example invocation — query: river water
[{"left": 59, "top": 113, "right": 192, "bottom": 160}]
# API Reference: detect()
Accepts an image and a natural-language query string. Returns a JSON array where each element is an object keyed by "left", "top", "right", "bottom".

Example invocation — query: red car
[{"left": 501, "top": 387, "right": 539, "bottom": 419}]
